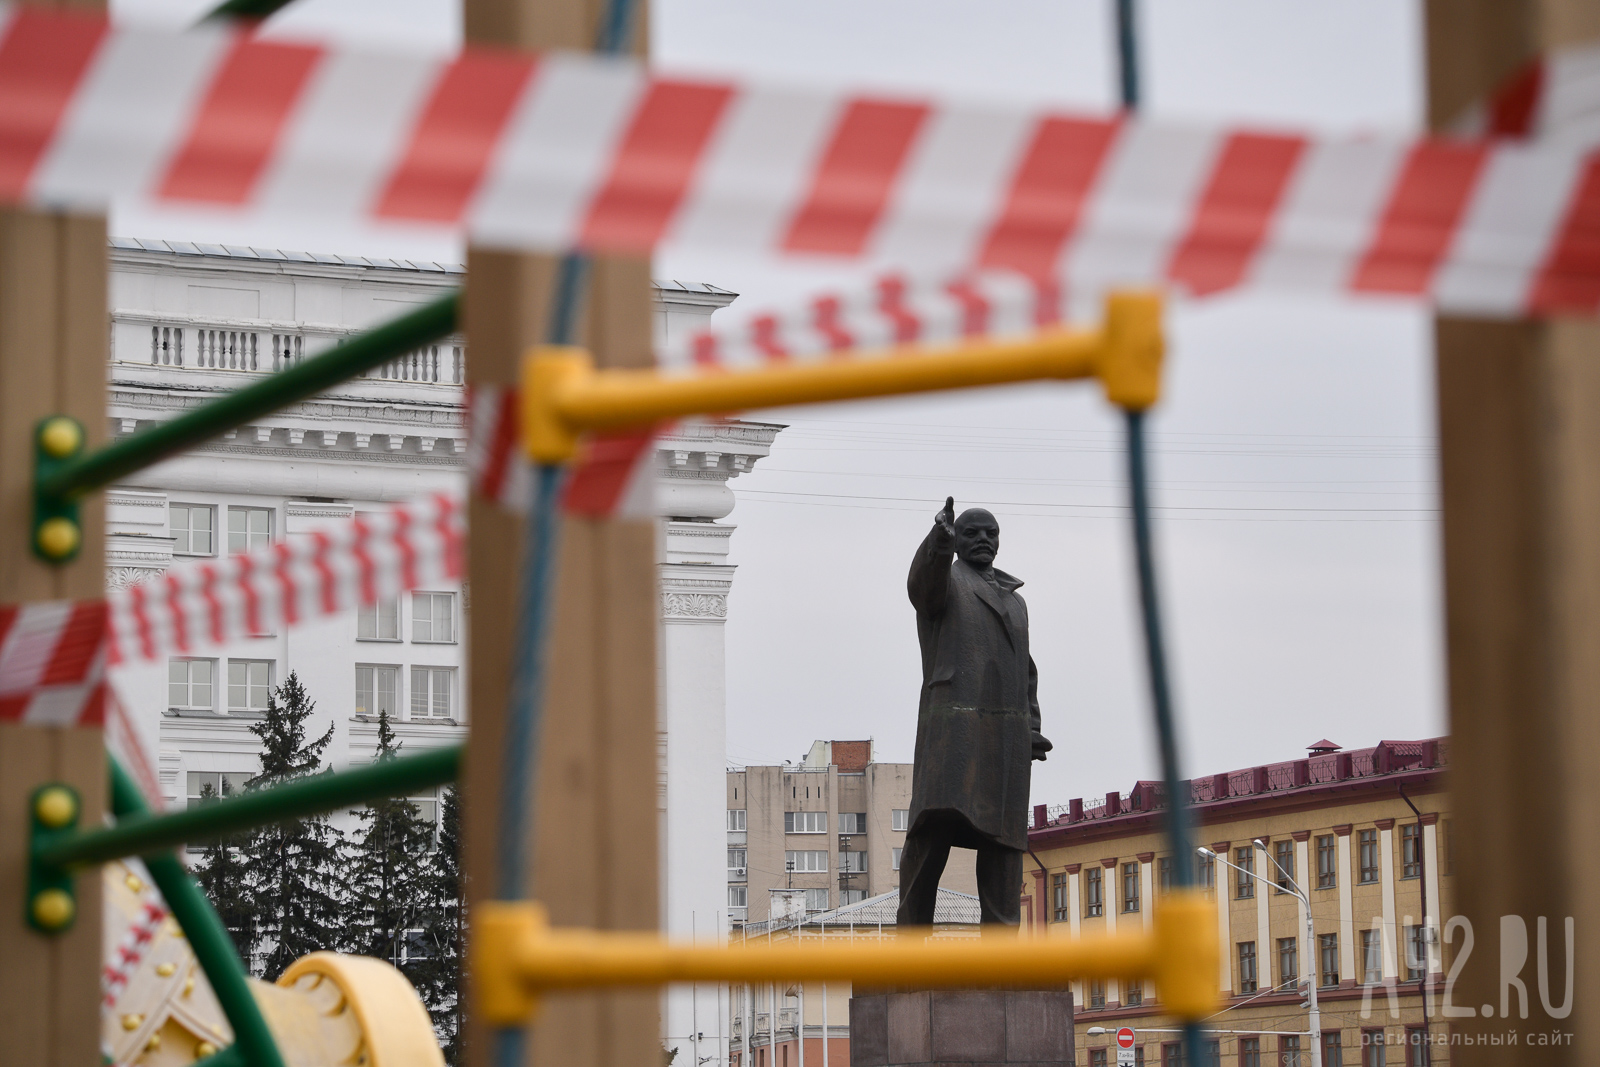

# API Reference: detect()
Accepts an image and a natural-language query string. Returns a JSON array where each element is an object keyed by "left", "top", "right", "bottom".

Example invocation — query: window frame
[
  {"left": 1157, "top": 855, "right": 1172, "bottom": 893},
  {"left": 1279, "top": 935, "right": 1299, "bottom": 986},
  {"left": 1273, "top": 839, "right": 1295, "bottom": 893},
  {"left": 727, "top": 809, "right": 746, "bottom": 832},
  {"left": 838, "top": 812, "right": 867, "bottom": 835},
  {"left": 1235, "top": 846, "right": 1255, "bottom": 899},
  {"left": 1085, "top": 866, "right": 1104, "bottom": 917},
  {"left": 1361, "top": 929, "right": 1384, "bottom": 985},
  {"left": 891, "top": 846, "right": 902, "bottom": 871},
  {"left": 358, "top": 595, "right": 401, "bottom": 642},
  {"left": 1319, "top": 932, "right": 1340, "bottom": 987},
  {"left": 784, "top": 811, "right": 827, "bottom": 834},
  {"left": 891, "top": 808, "right": 909, "bottom": 832},
  {"left": 1237, "top": 940, "right": 1258, "bottom": 994},
  {"left": 226, "top": 505, "right": 273, "bottom": 555},
  {"left": 784, "top": 849, "right": 828, "bottom": 873},
  {"left": 1358, "top": 828, "right": 1380, "bottom": 883},
  {"left": 170, "top": 503, "right": 216, "bottom": 557},
  {"left": 1316, "top": 834, "right": 1337, "bottom": 889},
  {"left": 1404, "top": 924, "right": 1427, "bottom": 981},
  {"left": 1052, "top": 872, "right": 1069, "bottom": 922},
  {"left": 1122, "top": 861, "right": 1140, "bottom": 913},
  {"left": 409, "top": 665, "right": 456, "bottom": 722},
  {"left": 355, "top": 663, "right": 401, "bottom": 720},
  {"left": 1239, "top": 1036, "right": 1260, "bottom": 1067},
  {"left": 226, "top": 658, "right": 273, "bottom": 713},
  {"left": 411, "top": 591, "right": 457, "bottom": 644},
  {"left": 169, "top": 657, "right": 217, "bottom": 712},
  {"left": 1400, "top": 823, "right": 1422, "bottom": 879}
]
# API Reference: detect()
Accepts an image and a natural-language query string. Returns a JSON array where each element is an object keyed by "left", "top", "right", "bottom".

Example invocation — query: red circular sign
[{"left": 1116, "top": 1027, "right": 1136, "bottom": 1049}]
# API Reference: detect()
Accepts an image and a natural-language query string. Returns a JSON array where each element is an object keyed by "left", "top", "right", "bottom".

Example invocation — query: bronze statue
[{"left": 898, "top": 497, "right": 1052, "bottom": 927}]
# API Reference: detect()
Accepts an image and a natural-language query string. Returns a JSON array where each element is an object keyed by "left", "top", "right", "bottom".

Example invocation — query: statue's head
[{"left": 954, "top": 508, "right": 999, "bottom": 568}]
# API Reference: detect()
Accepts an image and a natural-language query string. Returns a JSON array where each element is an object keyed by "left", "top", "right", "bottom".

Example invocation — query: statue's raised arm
[{"left": 907, "top": 496, "right": 957, "bottom": 617}]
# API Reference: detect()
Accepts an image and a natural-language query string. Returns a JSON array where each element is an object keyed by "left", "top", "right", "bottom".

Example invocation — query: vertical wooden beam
[
  {"left": 0, "top": 198, "right": 108, "bottom": 1062},
  {"left": 1427, "top": 2, "right": 1599, "bottom": 1061},
  {"left": 461, "top": 4, "right": 659, "bottom": 1067}
]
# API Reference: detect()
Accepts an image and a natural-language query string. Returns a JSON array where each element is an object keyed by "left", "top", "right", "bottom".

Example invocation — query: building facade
[
  {"left": 727, "top": 740, "right": 978, "bottom": 928},
  {"left": 1027, "top": 739, "right": 1452, "bottom": 1067},
  {"left": 100, "top": 237, "right": 778, "bottom": 1062}
]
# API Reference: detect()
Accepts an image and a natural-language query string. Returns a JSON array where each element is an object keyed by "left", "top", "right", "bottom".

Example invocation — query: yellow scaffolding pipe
[
  {"left": 475, "top": 892, "right": 1218, "bottom": 1027},
  {"left": 523, "top": 290, "right": 1164, "bottom": 462}
]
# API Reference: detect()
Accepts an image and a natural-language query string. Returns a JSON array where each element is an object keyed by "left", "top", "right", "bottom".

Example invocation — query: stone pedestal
[{"left": 849, "top": 989, "right": 1075, "bottom": 1066}]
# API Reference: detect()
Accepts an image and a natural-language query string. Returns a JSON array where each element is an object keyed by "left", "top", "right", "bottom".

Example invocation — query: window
[
  {"left": 1196, "top": 851, "right": 1215, "bottom": 892},
  {"left": 1088, "top": 979, "right": 1106, "bottom": 1010},
  {"left": 1280, "top": 1035, "right": 1302, "bottom": 1067},
  {"left": 227, "top": 659, "right": 271, "bottom": 712},
  {"left": 840, "top": 889, "right": 867, "bottom": 905},
  {"left": 227, "top": 506, "right": 272, "bottom": 553},
  {"left": 784, "top": 811, "right": 826, "bottom": 833},
  {"left": 1157, "top": 856, "right": 1172, "bottom": 893},
  {"left": 891, "top": 809, "right": 909, "bottom": 831},
  {"left": 169, "top": 658, "right": 215, "bottom": 710},
  {"left": 1403, "top": 1027, "right": 1429, "bottom": 1067},
  {"left": 727, "top": 810, "right": 746, "bottom": 832},
  {"left": 358, "top": 596, "right": 399, "bottom": 641},
  {"left": 171, "top": 504, "right": 214, "bottom": 555},
  {"left": 891, "top": 847, "right": 902, "bottom": 871},
  {"left": 1319, "top": 933, "right": 1339, "bottom": 986},
  {"left": 1279, "top": 936, "right": 1298, "bottom": 986},
  {"left": 1323, "top": 1031, "right": 1344, "bottom": 1067},
  {"left": 1404, "top": 925, "right": 1427, "bottom": 981},
  {"left": 1134, "top": 1047, "right": 1145, "bottom": 1067},
  {"left": 1239, "top": 1037, "right": 1260, "bottom": 1067},
  {"left": 1401, "top": 824, "right": 1422, "bottom": 879},
  {"left": 1162, "top": 1043, "right": 1183, "bottom": 1067},
  {"left": 839, "top": 851, "right": 867, "bottom": 872},
  {"left": 408, "top": 788, "right": 442, "bottom": 846},
  {"left": 785, "top": 850, "right": 827, "bottom": 873},
  {"left": 804, "top": 888, "right": 829, "bottom": 912},
  {"left": 1124, "top": 980, "right": 1142, "bottom": 1006},
  {"left": 1235, "top": 847, "right": 1255, "bottom": 899},
  {"left": 1273, "top": 839, "right": 1295, "bottom": 892},
  {"left": 1358, "top": 829, "right": 1379, "bottom": 883},
  {"left": 728, "top": 885, "right": 747, "bottom": 908},
  {"left": 1052, "top": 873, "right": 1069, "bottom": 922},
  {"left": 838, "top": 812, "right": 867, "bottom": 834},
  {"left": 186, "top": 770, "right": 251, "bottom": 809},
  {"left": 1360, "top": 1030, "right": 1386, "bottom": 1067},
  {"left": 1122, "top": 861, "right": 1140, "bottom": 913},
  {"left": 356, "top": 665, "right": 399, "bottom": 718},
  {"left": 1090, "top": 1050, "right": 1107, "bottom": 1067},
  {"left": 1361, "top": 929, "right": 1383, "bottom": 985},
  {"left": 727, "top": 849, "right": 746, "bottom": 875},
  {"left": 412, "top": 592, "right": 455, "bottom": 643},
  {"left": 410, "top": 667, "right": 454, "bottom": 720},
  {"left": 1204, "top": 1040, "right": 1221, "bottom": 1067},
  {"left": 1238, "top": 941, "right": 1258, "bottom": 994},
  {"left": 1085, "top": 867, "right": 1104, "bottom": 917},
  {"left": 1317, "top": 835, "right": 1337, "bottom": 889}
]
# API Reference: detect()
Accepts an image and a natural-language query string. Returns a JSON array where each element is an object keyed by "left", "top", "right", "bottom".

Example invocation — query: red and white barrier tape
[
  {"left": 0, "top": 599, "right": 107, "bottom": 726},
  {"left": 0, "top": 7, "right": 1597, "bottom": 316},
  {"left": 103, "top": 896, "right": 167, "bottom": 1008},
  {"left": 467, "top": 385, "right": 660, "bottom": 518},
  {"left": 107, "top": 491, "right": 463, "bottom": 666}
]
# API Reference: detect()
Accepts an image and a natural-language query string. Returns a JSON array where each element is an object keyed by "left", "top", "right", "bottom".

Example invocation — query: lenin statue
[{"left": 897, "top": 497, "right": 1052, "bottom": 928}]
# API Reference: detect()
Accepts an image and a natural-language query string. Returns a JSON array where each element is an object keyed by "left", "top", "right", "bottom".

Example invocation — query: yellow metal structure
[
  {"left": 103, "top": 864, "right": 445, "bottom": 1067},
  {"left": 522, "top": 290, "right": 1165, "bottom": 463},
  {"left": 475, "top": 890, "right": 1217, "bottom": 1027}
]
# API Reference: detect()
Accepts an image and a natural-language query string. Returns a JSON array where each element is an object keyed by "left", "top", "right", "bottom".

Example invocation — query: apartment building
[
  {"left": 1028, "top": 738, "right": 1451, "bottom": 1067},
  {"left": 726, "top": 740, "right": 978, "bottom": 927}
]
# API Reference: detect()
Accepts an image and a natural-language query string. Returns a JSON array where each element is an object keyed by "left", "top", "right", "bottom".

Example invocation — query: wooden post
[
  {"left": 461, "top": 4, "right": 658, "bottom": 1067},
  {"left": 1427, "top": 1, "right": 1599, "bottom": 1061},
  {"left": 0, "top": 189, "right": 108, "bottom": 1062}
]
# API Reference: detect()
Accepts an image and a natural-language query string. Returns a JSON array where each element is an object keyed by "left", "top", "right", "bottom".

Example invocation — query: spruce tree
[
  {"left": 190, "top": 781, "right": 256, "bottom": 963},
  {"left": 239, "top": 671, "right": 349, "bottom": 980},
  {"left": 410, "top": 785, "right": 465, "bottom": 1064},
  {"left": 346, "top": 710, "right": 435, "bottom": 970}
]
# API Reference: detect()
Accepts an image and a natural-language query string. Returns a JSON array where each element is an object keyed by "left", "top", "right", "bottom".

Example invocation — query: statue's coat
[{"left": 906, "top": 522, "right": 1042, "bottom": 852}]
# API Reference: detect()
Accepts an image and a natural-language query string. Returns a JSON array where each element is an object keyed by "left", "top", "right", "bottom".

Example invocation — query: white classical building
[{"left": 101, "top": 237, "right": 774, "bottom": 1063}]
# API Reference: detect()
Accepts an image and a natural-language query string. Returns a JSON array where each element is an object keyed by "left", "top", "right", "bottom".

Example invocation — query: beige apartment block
[
  {"left": 726, "top": 740, "right": 977, "bottom": 927},
  {"left": 1029, "top": 738, "right": 1454, "bottom": 1067}
]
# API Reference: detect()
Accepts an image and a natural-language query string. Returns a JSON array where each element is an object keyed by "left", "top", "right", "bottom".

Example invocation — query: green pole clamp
[
  {"left": 32, "top": 415, "right": 86, "bottom": 564},
  {"left": 27, "top": 783, "right": 81, "bottom": 933}
]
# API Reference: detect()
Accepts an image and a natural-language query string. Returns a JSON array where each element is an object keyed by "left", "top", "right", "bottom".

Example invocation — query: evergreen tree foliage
[
  {"left": 190, "top": 781, "right": 256, "bottom": 963},
  {"left": 410, "top": 785, "right": 465, "bottom": 1064},
  {"left": 346, "top": 710, "right": 435, "bottom": 968},
  {"left": 239, "top": 671, "right": 349, "bottom": 980}
]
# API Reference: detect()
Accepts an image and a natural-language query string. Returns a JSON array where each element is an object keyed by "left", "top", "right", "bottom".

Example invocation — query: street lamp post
[{"left": 1197, "top": 843, "right": 1322, "bottom": 1067}]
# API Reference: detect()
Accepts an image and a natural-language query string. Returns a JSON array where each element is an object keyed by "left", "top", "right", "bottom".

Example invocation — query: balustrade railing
[{"left": 137, "top": 321, "right": 463, "bottom": 384}]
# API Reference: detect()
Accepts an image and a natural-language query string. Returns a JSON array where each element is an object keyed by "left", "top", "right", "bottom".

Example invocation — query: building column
[
  {"left": 1211, "top": 842, "right": 1232, "bottom": 994},
  {"left": 1137, "top": 852, "right": 1154, "bottom": 932},
  {"left": 1066, "top": 862, "right": 1083, "bottom": 1006},
  {"left": 1376, "top": 818, "right": 1398, "bottom": 980},
  {"left": 1293, "top": 832, "right": 1311, "bottom": 980},
  {"left": 1335, "top": 825, "right": 1356, "bottom": 986},
  {"left": 1421, "top": 813, "right": 1443, "bottom": 974},
  {"left": 1101, "top": 857, "right": 1119, "bottom": 1005},
  {"left": 1254, "top": 844, "right": 1271, "bottom": 990}
]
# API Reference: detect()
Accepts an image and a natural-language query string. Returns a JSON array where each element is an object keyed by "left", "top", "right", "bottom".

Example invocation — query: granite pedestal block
[{"left": 849, "top": 989, "right": 1074, "bottom": 1066}]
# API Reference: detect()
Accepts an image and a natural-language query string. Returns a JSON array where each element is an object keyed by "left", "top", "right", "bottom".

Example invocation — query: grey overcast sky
[{"left": 109, "top": 0, "right": 1444, "bottom": 807}]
